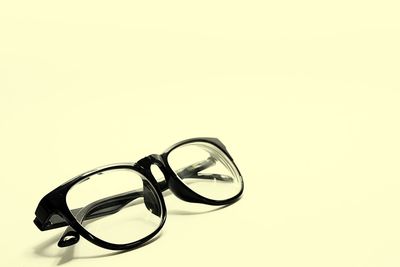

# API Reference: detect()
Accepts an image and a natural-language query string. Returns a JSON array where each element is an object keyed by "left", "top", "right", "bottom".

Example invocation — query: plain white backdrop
[{"left": 1, "top": 1, "right": 400, "bottom": 266}]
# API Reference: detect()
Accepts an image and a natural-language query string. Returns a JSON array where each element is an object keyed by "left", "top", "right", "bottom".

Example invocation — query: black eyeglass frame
[{"left": 34, "top": 137, "right": 244, "bottom": 250}]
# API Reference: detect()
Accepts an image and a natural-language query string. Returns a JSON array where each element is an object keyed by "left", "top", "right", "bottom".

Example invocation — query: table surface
[{"left": 1, "top": 1, "right": 400, "bottom": 266}]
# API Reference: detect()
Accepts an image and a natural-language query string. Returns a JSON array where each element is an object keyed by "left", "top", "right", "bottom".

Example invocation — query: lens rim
[
  {"left": 162, "top": 138, "right": 244, "bottom": 205},
  {"left": 50, "top": 164, "right": 167, "bottom": 250}
]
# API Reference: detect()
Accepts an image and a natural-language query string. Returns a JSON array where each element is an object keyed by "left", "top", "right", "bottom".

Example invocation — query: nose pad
[{"left": 143, "top": 181, "right": 162, "bottom": 217}]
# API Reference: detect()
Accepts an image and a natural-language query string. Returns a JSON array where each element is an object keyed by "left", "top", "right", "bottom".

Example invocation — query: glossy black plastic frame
[{"left": 34, "top": 137, "right": 244, "bottom": 251}]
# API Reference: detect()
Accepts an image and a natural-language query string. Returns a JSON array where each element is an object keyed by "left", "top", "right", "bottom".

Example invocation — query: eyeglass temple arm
[
  {"left": 58, "top": 157, "right": 229, "bottom": 247},
  {"left": 58, "top": 189, "right": 144, "bottom": 247}
]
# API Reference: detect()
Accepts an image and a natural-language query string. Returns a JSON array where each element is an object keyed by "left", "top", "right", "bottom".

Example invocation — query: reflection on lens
[
  {"left": 66, "top": 167, "right": 163, "bottom": 245},
  {"left": 167, "top": 142, "right": 243, "bottom": 201}
]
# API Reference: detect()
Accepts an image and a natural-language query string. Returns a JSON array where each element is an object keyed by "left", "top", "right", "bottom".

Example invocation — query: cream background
[{"left": 1, "top": 1, "right": 400, "bottom": 266}]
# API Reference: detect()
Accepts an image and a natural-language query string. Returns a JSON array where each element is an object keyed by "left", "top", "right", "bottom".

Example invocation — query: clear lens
[
  {"left": 66, "top": 167, "right": 163, "bottom": 245},
  {"left": 167, "top": 142, "right": 243, "bottom": 201}
]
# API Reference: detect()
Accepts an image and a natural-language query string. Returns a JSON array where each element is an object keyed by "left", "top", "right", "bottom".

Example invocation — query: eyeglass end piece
[{"left": 57, "top": 230, "right": 80, "bottom": 247}]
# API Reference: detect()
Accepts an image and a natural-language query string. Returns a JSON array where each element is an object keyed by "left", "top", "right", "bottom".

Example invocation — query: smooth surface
[{"left": 1, "top": 1, "right": 400, "bottom": 266}]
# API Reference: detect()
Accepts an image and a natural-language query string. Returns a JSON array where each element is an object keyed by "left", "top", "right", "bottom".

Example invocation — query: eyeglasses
[{"left": 33, "top": 138, "right": 244, "bottom": 250}]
